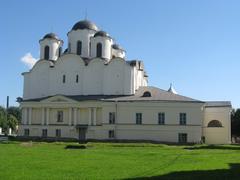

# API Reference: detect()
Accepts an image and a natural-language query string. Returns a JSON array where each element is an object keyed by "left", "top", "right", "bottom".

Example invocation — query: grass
[{"left": 0, "top": 141, "right": 240, "bottom": 179}]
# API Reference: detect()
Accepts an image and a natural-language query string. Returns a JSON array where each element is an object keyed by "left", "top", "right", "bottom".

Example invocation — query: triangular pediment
[{"left": 40, "top": 95, "right": 78, "bottom": 103}]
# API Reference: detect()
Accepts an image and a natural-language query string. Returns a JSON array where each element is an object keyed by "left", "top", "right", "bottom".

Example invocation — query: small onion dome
[
  {"left": 94, "top": 31, "right": 111, "bottom": 38},
  {"left": 168, "top": 83, "right": 178, "bottom": 94},
  {"left": 112, "top": 44, "right": 124, "bottom": 51},
  {"left": 72, "top": 20, "right": 98, "bottom": 31},
  {"left": 43, "top": 33, "right": 60, "bottom": 40}
]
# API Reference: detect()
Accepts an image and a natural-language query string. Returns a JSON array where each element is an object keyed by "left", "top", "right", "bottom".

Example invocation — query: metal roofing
[
  {"left": 22, "top": 86, "right": 203, "bottom": 103},
  {"left": 204, "top": 101, "right": 232, "bottom": 107},
  {"left": 72, "top": 20, "right": 98, "bottom": 31}
]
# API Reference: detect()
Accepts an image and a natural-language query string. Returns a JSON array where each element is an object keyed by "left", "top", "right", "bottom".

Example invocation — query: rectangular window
[
  {"left": 24, "top": 129, "right": 29, "bottom": 136},
  {"left": 57, "top": 111, "right": 63, "bottom": 122},
  {"left": 136, "top": 113, "right": 142, "bottom": 124},
  {"left": 109, "top": 112, "right": 115, "bottom": 124},
  {"left": 179, "top": 113, "right": 187, "bottom": 125},
  {"left": 158, "top": 113, "right": 165, "bottom": 125},
  {"left": 108, "top": 130, "right": 115, "bottom": 138},
  {"left": 178, "top": 133, "right": 187, "bottom": 143},
  {"left": 56, "top": 129, "right": 61, "bottom": 138},
  {"left": 42, "top": 129, "right": 47, "bottom": 137}
]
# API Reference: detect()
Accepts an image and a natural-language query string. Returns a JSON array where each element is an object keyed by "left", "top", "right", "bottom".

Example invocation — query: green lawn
[{"left": 0, "top": 142, "right": 240, "bottom": 179}]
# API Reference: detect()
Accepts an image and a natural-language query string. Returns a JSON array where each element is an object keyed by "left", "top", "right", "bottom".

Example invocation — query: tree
[
  {"left": 7, "top": 106, "right": 21, "bottom": 123},
  {"left": 0, "top": 106, "right": 20, "bottom": 133},
  {"left": 231, "top": 109, "right": 240, "bottom": 136},
  {"left": 0, "top": 106, "right": 7, "bottom": 132},
  {"left": 7, "top": 114, "right": 18, "bottom": 131}
]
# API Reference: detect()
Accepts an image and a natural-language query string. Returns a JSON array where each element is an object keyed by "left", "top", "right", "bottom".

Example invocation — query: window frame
[
  {"left": 178, "top": 133, "right": 187, "bottom": 143},
  {"left": 96, "top": 43, "right": 102, "bottom": 57},
  {"left": 158, "top": 112, "right": 165, "bottom": 125},
  {"left": 44, "top": 45, "right": 50, "bottom": 60},
  {"left": 76, "top": 41, "right": 82, "bottom": 55},
  {"left": 109, "top": 112, "right": 115, "bottom": 124},
  {"left": 57, "top": 111, "right": 63, "bottom": 122},
  {"left": 136, "top": 113, "right": 142, "bottom": 125},
  {"left": 76, "top": 75, "right": 79, "bottom": 83},
  {"left": 207, "top": 120, "right": 223, "bottom": 127},
  {"left": 63, "top": 75, "right": 66, "bottom": 83},
  {"left": 24, "top": 129, "right": 29, "bottom": 136},
  {"left": 108, "top": 130, "right": 115, "bottom": 138},
  {"left": 179, "top": 113, "right": 187, "bottom": 125},
  {"left": 56, "top": 129, "right": 61, "bottom": 138},
  {"left": 68, "top": 43, "right": 71, "bottom": 53},
  {"left": 58, "top": 47, "right": 62, "bottom": 56},
  {"left": 42, "top": 129, "right": 47, "bottom": 137}
]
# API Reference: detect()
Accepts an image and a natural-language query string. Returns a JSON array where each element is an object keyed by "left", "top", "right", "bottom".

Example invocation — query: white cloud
[{"left": 21, "top": 53, "right": 38, "bottom": 68}]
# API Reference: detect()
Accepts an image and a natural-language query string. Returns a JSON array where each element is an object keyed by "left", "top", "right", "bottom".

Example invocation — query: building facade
[{"left": 18, "top": 20, "right": 232, "bottom": 144}]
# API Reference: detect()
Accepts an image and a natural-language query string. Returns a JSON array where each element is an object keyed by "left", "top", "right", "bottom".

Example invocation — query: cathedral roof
[
  {"left": 72, "top": 20, "right": 98, "bottom": 31},
  {"left": 94, "top": 31, "right": 111, "bottom": 38},
  {"left": 22, "top": 86, "right": 203, "bottom": 103},
  {"left": 112, "top": 44, "right": 124, "bottom": 51},
  {"left": 43, "top": 33, "right": 60, "bottom": 40},
  {"left": 103, "top": 86, "right": 202, "bottom": 103}
]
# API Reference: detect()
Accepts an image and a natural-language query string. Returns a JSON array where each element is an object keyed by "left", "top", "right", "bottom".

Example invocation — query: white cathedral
[{"left": 18, "top": 20, "right": 232, "bottom": 144}]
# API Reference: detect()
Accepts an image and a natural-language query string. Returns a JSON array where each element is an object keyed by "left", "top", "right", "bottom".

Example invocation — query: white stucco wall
[
  {"left": 90, "top": 36, "right": 113, "bottom": 60},
  {"left": 203, "top": 106, "right": 231, "bottom": 144},
  {"left": 112, "top": 48, "right": 125, "bottom": 59},
  {"left": 67, "top": 29, "right": 96, "bottom": 58},
  {"left": 40, "top": 39, "right": 62, "bottom": 60},
  {"left": 19, "top": 100, "right": 204, "bottom": 143},
  {"left": 22, "top": 55, "right": 147, "bottom": 99},
  {"left": 23, "top": 60, "right": 52, "bottom": 99}
]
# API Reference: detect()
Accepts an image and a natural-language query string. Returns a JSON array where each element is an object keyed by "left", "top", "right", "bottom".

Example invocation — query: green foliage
[
  {"left": 7, "top": 114, "right": 18, "bottom": 131},
  {"left": 7, "top": 106, "right": 21, "bottom": 123},
  {"left": 231, "top": 109, "right": 240, "bottom": 136},
  {"left": 0, "top": 106, "right": 6, "bottom": 129},
  {"left": 0, "top": 142, "right": 240, "bottom": 179},
  {"left": 0, "top": 106, "right": 20, "bottom": 132}
]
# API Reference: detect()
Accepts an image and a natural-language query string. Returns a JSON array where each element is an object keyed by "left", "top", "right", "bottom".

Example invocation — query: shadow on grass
[
  {"left": 65, "top": 145, "right": 87, "bottom": 149},
  {"left": 127, "top": 163, "right": 240, "bottom": 180},
  {"left": 184, "top": 145, "right": 240, "bottom": 151}
]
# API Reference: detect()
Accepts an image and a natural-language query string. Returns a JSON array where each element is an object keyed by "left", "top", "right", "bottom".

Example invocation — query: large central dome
[{"left": 72, "top": 20, "right": 98, "bottom": 31}]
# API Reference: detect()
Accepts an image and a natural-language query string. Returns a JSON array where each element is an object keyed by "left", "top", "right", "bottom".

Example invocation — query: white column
[
  {"left": 8, "top": 128, "right": 12, "bottom": 135},
  {"left": 41, "top": 108, "right": 45, "bottom": 125},
  {"left": 69, "top": 107, "right": 72, "bottom": 126},
  {"left": 93, "top": 108, "right": 97, "bottom": 125},
  {"left": 28, "top": 108, "right": 32, "bottom": 125},
  {"left": 46, "top": 108, "right": 49, "bottom": 125},
  {"left": 24, "top": 108, "right": 28, "bottom": 125},
  {"left": 0, "top": 127, "right": 2, "bottom": 134},
  {"left": 21, "top": 108, "right": 25, "bottom": 125},
  {"left": 88, "top": 108, "right": 92, "bottom": 125},
  {"left": 74, "top": 108, "right": 77, "bottom": 126}
]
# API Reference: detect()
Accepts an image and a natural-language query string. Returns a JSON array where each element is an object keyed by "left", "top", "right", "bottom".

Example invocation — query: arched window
[
  {"left": 142, "top": 91, "right": 151, "bottom": 97},
  {"left": 77, "top": 41, "right": 82, "bottom": 55},
  {"left": 58, "top": 47, "right": 62, "bottom": 57},
  {"left": 68, "top": 43, "right": 71, "bottom": 53},
  {"left": 62, "top": 75, "right": 66, "bottom": 83},
  {"left": 44, "top": 46, "right": 50, "bottom": 60},
  {"left": 76, "top": 75, "right": 79, "bottom": 83},
  {"left": 96, "top": 43, "right": 102, "bottom": 57},
  {"left": 208, "top": 120, "right": 222, "bottom": 127}
]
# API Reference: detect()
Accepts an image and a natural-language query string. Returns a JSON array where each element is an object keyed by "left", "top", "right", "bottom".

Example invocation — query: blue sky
[{"left": 1, "top": 0, "right": 240, "bottom": 108}]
